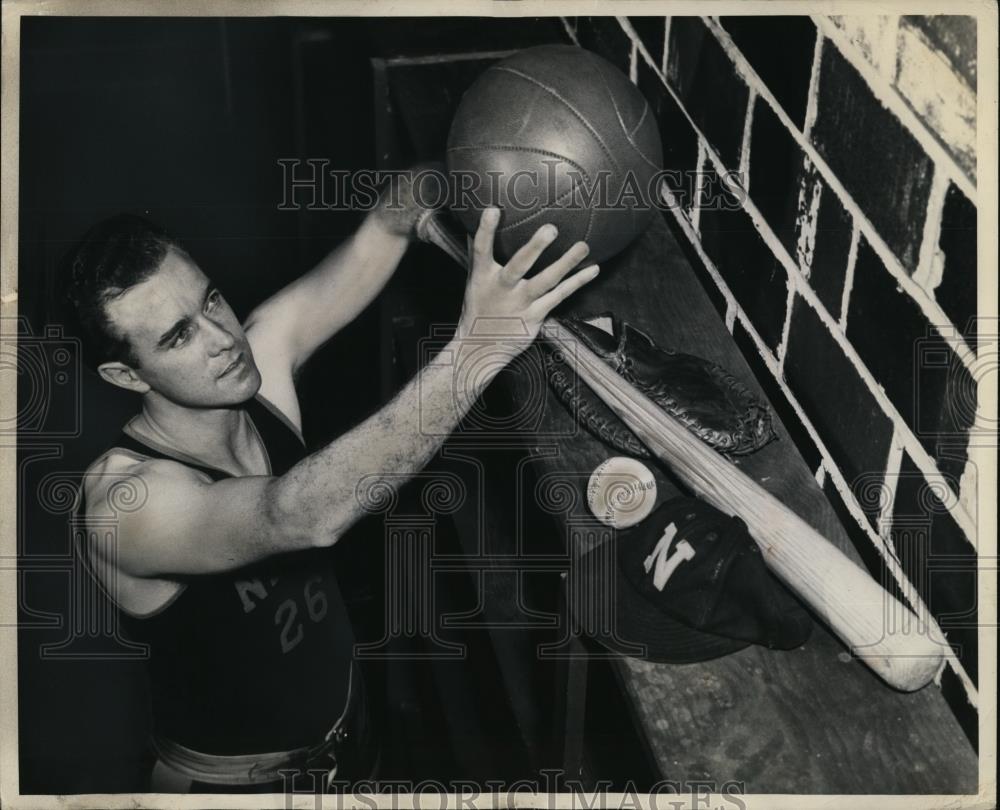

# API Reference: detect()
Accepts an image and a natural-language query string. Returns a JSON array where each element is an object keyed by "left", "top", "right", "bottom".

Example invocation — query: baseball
[{"left": 586, "top": 457, "right": 658, "bottom": 528}]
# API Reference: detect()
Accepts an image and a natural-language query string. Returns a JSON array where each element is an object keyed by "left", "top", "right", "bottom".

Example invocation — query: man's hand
[
  {"left": 457, "top": 207, "right": 599, "bottom": 356},
  {"left": 371, "top": 162, "right": 447, "bottom": 239}
]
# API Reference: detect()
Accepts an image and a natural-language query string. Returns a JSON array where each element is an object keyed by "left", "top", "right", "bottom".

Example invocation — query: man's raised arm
[{"left": 243, "top": 168, "right": 440, "bottom": 384}]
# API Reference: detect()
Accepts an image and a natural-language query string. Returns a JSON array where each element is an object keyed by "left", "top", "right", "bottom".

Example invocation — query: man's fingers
[
  {"left": 525, "top": 241, "right": 591, "bottom": 296},
  {"left": 532, "top": 264, "right": 600, "bottom": 315},
  {"left": 501, "top": 223, "right": 559, "bottom": 283},
  {"left": 472, "top": 207, "right": 500, "bottom": 268}
]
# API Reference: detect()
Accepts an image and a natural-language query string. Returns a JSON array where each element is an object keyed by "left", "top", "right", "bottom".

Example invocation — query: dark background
[{"left": 16, "top": 15, "right": 596, "bottom": 793}]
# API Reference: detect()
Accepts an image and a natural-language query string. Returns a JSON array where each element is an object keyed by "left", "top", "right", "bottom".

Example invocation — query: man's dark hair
[{"left": 58, "top": 214, "right": 186, "bottom": 371}]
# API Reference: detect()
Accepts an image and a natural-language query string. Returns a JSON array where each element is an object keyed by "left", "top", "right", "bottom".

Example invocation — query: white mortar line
[
  {"left": 794, "top": 162, "right": 822, "bottom": 277},
  {"left": 690, "top": 138, "right": 708, "bottom": 234},
  {"left": 620, "top": 15, "right": 662, "bottom": 78},
  {"left": 629, "top": 39, "right": 638, "bottom": 84},
  {"left": 725, "top": 302, "right": 736, "bottom": 334},
  {"left": 662, "top": 17, "right": 671, "bottom": 74},
  {"left": 803, "top": 31, "right": 824, "bottom": 138},
  {"left": 619, "top": 18, "right": 979, "bottom": 544},
  {"left": 668, "top": 193, "right": 978, "bottom": 703},
  {"left": 839, "top": 223, "right": 861, "bottom": 331},
  {"left": 621, "top": 18, "right": 978, "bottom": 372},
  {"left": 957, "top": 442, "right": 980, "bottom": 530},
  {"left": 907, "top": 442, "right": 980, "bottom": 542},
  {"left": 812, "top": 15, "right": 976, "bottom": 202},
  {"left": 814, "top": 461, "right": 826, "bottom": 488},
  {"left": 560, "top": 16, "right": 580, "bottom": 46},
  {"left": 738, "top": 88, "right": 756, "bottom": 187},
  {"left": 878, "top": 428, "right": 907, "bottom": 538},
  {"left": 880, "top": 16, "right": 902, "bottom": 82},
  {"left": 775, "top": 281, "right": 796, "bottom": 373},
  {"left": 662, "top": 183, "right": 737, "bottom": 311},
  {"left": 912, "top": 170, "right": 950, "bottom": 295}
]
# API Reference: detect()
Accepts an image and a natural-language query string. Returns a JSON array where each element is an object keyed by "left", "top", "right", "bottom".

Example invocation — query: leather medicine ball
[{"left": 446, "top": 44, "right": 663, "bottom": 270}]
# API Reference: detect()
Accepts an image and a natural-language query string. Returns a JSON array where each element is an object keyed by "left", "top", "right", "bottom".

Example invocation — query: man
[{"left": 61, "top": 183, "right": 598, "bottom": 793}]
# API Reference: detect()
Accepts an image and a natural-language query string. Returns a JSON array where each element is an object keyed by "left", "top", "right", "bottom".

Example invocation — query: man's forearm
[
  {"left": 304, "top": 211, "right": 410, "bottom": 327},
  {"left": 267, "top": 334, "right": 498, "bottom": 545},
  {"left": 264, "top": 202, "right": 598, "bottom": 550},
  {"left": 307, "top": 181, "right": 428, "bottom": 324}
]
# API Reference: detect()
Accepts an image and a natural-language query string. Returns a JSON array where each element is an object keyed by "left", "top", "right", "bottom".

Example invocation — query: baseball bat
[{"left": 417, "top": 212, "right": 946, "bottom": 692}]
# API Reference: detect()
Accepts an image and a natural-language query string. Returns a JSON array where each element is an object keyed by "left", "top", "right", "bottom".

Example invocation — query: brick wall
[{"left": 561, "top": 15, "right": 985, "bottom": 746}]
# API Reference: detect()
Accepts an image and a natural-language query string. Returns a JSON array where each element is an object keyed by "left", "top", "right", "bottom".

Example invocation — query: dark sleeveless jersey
[{"left": 87, "top": 396, "right": 357, "bottom": 756}]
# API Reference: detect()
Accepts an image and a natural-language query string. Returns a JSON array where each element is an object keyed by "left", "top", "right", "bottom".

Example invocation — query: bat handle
[{"left": 416, "top": 210, "right": 470, "bottom": 270}]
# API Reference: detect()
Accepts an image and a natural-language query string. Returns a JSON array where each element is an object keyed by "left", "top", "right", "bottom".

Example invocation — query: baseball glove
[{"left": 543, "top": 314, "right": 777, "bottom": 459}]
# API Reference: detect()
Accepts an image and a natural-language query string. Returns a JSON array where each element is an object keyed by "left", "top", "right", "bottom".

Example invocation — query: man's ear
[{"left": 97, "top": 361, "right": 151, "bottom": 394}]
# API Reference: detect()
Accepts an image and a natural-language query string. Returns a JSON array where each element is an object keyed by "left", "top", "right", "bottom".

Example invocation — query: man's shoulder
[
  {"left": 80, "top": 447, "right": 209, "bottom": 520},
  {"left": 78, "top": 448, "right": 190, "bottom": 609}
]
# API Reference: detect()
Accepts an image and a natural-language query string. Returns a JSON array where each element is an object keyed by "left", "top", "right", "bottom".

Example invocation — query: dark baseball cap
[{"left": 570, "top": 496, "right": 813, "bottom": 663}]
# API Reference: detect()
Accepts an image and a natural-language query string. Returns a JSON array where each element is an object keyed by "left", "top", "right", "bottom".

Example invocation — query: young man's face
[{"left": 102, "top": 248, "right": 261, "bottom": 408}]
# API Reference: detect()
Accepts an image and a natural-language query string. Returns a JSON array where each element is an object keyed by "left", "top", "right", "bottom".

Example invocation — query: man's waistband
[
  {"left": 152, "top": 735, "right": 324, "bottom": 786},
  {"left": 152, "top": 664, "right": 370, "bottom": 786}
]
